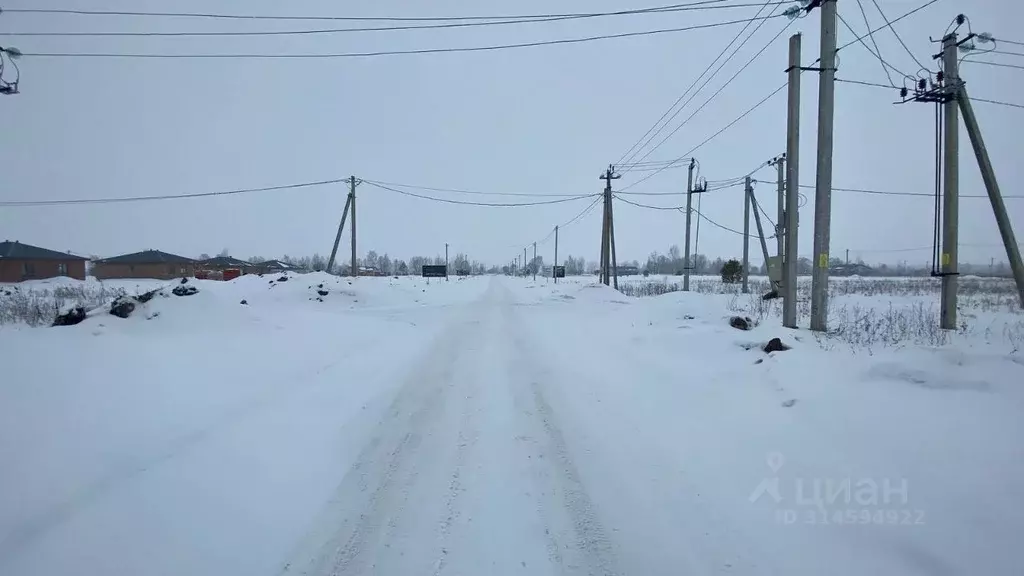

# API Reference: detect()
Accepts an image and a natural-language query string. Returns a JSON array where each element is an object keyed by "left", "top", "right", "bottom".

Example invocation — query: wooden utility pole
[{"left": 599, "top": 165, "right": 620, "bottom": 287}]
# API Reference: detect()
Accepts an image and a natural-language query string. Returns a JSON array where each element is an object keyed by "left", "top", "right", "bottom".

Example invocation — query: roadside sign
[
  {"left": 422, "top": 265, "right": 447, "bottom": 278},
  {"left": 553, "top": 266, "right": 566, "bottom": 278}
]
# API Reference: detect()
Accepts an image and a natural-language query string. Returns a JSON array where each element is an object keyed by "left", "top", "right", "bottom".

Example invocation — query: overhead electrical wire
[
  {"left": 963, "top": 59, "right": 1024, "bottom": 71},
  {"left": 689, "top": 207, "right": 746, "bottom": 236},
  {"left": 988, "top": 49, "right": 1024, "bottom": 57},
  {"left": 0, "top": 177, "right": 348, "bottom": 206},
  {"left": 618, "top": 82, "right": 786, "bottom": 191},
  {"left": 838, "top": 75, "right": 1024, "bottom": 109},
  {"left": 613, "top": 195, "right": 688, "bottom": 210},
  {"left": 615, "top": 0, "right": 784, "bottom": 170},
  {"left": 798, "top": 183, "right": 1024, "bottom": 199},
  {"left": 836, "top": 11, "right": 910, "bottom": 86},
  {"left": 850, "top": 0, "right": 897, "bottom": 86},
  {"left": 364, "top": 181, "right": 598, "bottom": 206},
  {"left": 360, "top": 179, "right": 584, "bottom": 198},
  {"left": 971, "top": 96, "right": 1024, "bottom": 110},
  {"left": 0, "top": 2, "right": 793, "bottom": 37},
  {"left": 16, "top": 14, "right": 789, "bottom": 59},
  {"left": 1, "top": 1, "right": 789, "bottom": 23},
  {"left": 868, "top": 0, "right": 932, "bottom": 73}
]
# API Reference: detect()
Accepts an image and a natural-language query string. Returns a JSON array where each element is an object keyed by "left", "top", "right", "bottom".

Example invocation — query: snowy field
[{"left": 1, "top": 273, "right": 1022, "bottom": 575}]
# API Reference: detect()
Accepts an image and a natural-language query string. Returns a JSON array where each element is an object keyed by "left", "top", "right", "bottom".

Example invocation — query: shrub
[{"left": 721, "top": 259, "right": 743, "bottom": 284}]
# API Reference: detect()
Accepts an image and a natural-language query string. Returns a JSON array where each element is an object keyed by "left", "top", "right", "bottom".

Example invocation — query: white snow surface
[{"left": 1, "top": 273, "right": 1022, "bottom": 575}]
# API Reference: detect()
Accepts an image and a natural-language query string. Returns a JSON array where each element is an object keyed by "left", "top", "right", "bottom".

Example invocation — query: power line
[
  {"left": 364, "top": 181, "right": 598, "bottom": 206},
  {"left": 868, "top": 0, "right": 932, "bottom": 73},
  {"left": 1, "top": 1, "right": 781, "bottom": 23},
  {"left": 835, "top": 77, "right": 899, "bottom": 90},
  {"left": 850, "top": 0, "right": 897, "bottom": 86},
  {"left": 17, "top": 14, "right": 787, "bottom": 59},
  {"left": 962, "top": 59, "right": 1024, "bottom": 71},
  {"left": 835, "top": 0, "right": 941, "bottom": 54},
  {"left": 691, "top": 207, "right": 746, "bottom": 236},
  {"left": 971, "top": 96, "right": 1024, "bottom": 110},
  {"left": 0, "top": 2, "right": 789, "bottom": 37},
  {"left": 619, "top": 82, "right": 786, "bottom": 191},
  {"left": 798, "top": 183, "right": 1024, "bottom": 199},
  {"left": 987, "top": 50, "right": 1024, "bottom": 58},
  {"left": 613, "top": 195, "right": 688, "bottom": 210},
  {"left": 836, "top": 11, "right": 908, "bottom": 86},
  {"left": 618, "top": 0, "right": 787, "bottom": 169},
  {"left": 360, "top": 179, "right": 583, "bottom": 198},
  {"left": 991, "top": 37, "right": 1024, "bottom": 47},
  {"left": 0, "top": 177, "right": 347, "bottom": 206}
]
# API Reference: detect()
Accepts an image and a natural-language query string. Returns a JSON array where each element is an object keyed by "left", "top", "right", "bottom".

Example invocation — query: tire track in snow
[
  {"left": 500, "top": 286, "right": 622, "bottom": 576},
  {"left": 281, "top": 296, "right": 487, "bottom": 576}
]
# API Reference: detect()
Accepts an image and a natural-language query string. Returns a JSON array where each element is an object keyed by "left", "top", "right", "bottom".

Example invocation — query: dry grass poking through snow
[
  {"left": 0, "top": 282, "right": 127, "bottom": 327},
  {"left": 619, "top": 275, "right": 1024, "bottom": 352}
]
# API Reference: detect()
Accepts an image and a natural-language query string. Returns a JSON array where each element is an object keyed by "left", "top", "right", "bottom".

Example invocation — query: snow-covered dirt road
[{"left": 2, "top": 274, "right": 1022, "bottom": 575}]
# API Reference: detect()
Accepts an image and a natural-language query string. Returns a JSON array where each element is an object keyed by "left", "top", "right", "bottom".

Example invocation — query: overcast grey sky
[{"left": 1, "top": 0, "right": 1021, "bottom": 267}]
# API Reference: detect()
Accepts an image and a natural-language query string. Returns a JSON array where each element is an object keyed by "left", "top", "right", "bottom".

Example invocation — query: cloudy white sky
[{"left": 1, "top": 0, "right": 1021, "bottom": 268}]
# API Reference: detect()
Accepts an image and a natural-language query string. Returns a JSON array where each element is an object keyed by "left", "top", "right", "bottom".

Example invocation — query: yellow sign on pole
[
  {"left": 818, "top": 253, "right": 829, "bottom": 268},
  {"left": 941, "top": 253, "right": 951, "bottom": 266}
]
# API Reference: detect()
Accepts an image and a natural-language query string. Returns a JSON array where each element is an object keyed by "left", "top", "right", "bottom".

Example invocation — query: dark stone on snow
[
  {"left": 729, "top": 316, "right": 753, "bottom": 331},
  {"left": 763, "top": 337, "right": 791, "bottom": 353},
  {"left": 754, "top": 358, "right": 764, "bottom": 365},
  {"left": 172, "top": 285, "right": 198, "bottom": 297},
  {"left": 180, "top": 277, "right": 189, "bottom": 284},
  {"left": 53, "top": 306, "right": 87, "bottom": 326},
  {"left": 781, "top": 398, "right": 798, "bottom": 408},
  {"left": 682, "top": 314, "right": 695, "bottom": 320},
  {"left": 110, "top": 298, "right": 136, "bottom": 319},
  {"left": 762, "top": 290, "right": 780, "bottom": 300},
  {"left": 136, "top": 288, "right": 160, "bottom": 303},
  {"left": 317, "top": 290, "right": 329, "bottom": 297},
  {"left": 240, "top": 299, "right": 248, "bottom": 305},
  {"left": 317, "top": 283, "right": 324, "bottom": 289},
  {"left": 277, "top": 276, "right": 289, "bottom": 282}
]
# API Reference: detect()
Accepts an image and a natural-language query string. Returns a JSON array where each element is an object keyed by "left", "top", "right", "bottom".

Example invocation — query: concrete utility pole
[
  {"left": 742, "top": 176, "right": 751, "bottom": 294},
  {"left": 845, "top": 248, "right": 849, "bottom": 265},
  {"left": 350, "top": 176, "right": 358, "bottom": 278},
  {"left": 609, "top": 192, "right": 619, "bottom": 291},
  {"left": 533, "top": 242, "right": 537, "bottom": 281},
  {"left": 524, "top": 248, "right": 528, "bottom": 277},
  {"left": 810, "top": 0, "right": 838, "bottom": 332},
  {"left": 939, "top": 33, "right": 960, "bottom": 329},
  {"left": 326, "top": 192, "right": 353, "bottom": 274},
  {"left": 774, "top": 155, "right": 785, "bottom": 264},
  {"left": 554, "top": 225, "right": 559, "bottom": 283},
  {"left": 783, "top": 33, "right": 802, "bottom": 329},
  {"left": 958, "top": 74, "right": 1024, "bottom": 307},
  {"left": 599, "top": 166, "right": 620, "bottom": 287},
  {"left": 445, "top": 243, "right": 449, "bottom": 281},
  {"left": 749, "top": 181, "right": 771, "bottom": 283},
  {"left": 683, "top": 158, "right": 696, "bottom": 291}
]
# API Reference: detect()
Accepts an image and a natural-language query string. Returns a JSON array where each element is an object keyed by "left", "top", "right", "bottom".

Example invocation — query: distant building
[
  {"left": 199, "top": 256, "right": 255, "bottom": 274},
  {"left": 615, "top": 265, "right": 641, "bottom": 276},
  {"left": 92, "top": 250, "right": 196, "bottom": 280},
  {"left": 0, "top": 240, "right": 88, "bottom": 282},
  {"left": 252, "top": 259, "right": 302, "bottom": 274},
  {"left": 830, "top": 263, "right": 874, "bottom": 277}
]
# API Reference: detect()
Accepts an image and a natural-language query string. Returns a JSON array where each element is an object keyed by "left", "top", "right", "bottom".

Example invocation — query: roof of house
[
  {"left": 0, "top": 240, "right": 88, "bottom": 261},
  {"left": 256, "top": 259, "right": 299, "bottom": 269},
  {"left": 200, "top": 256, "right": 252, "bottom": 268},
  {"left": 95, "top": 250, "right": 195, "bottom": 265}
]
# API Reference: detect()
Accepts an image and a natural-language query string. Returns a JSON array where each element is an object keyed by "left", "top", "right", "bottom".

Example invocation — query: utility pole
[
  {"left": 533, "top": 242, "right": 537, "bottom": 281},
  {"left": 846, "top": 249, "right": 849, "bottom": 265},
  {"left": 599, "top": 165, "right": 620, "bottom": 287},
  {"left": 958, "top": 70, "right": 1024, "bottom": 307},
  {"left": 445, "top": 242, "right": 449, "bottom": 281},
  {"left": 554, "top": 225, "right": 559, "bottom": 283},
  {"left": 810, "top": 0, "right": 838, "bottom": 332},
  {"left": 326, "top": 192, "right": 353, "bottom": 274},
  {"left": 524, "top": 247, "right": 528, "bottom": 277},
  {"left": 749, "top": 180, "right": 771, "bottom": 285},
  {"left": 742, "top": 176, "right": 751, "bottom": 294},
  {"left": 774, "top": 155, "right": 785, "bottom": 264},
  {"left": 609, "top": 193, "right": 619, "bottom": 291},
  {"left": 939, "top": 32, "right": 960, "bottom": 329},
  {"left": 349, "top": 176, "right": 359, "bottom": 278},
  {"left": 683, "top": 158, "right": 696, "bottom": 291},
  {"left": 783, "top": 33, "right": 802, "bottom": 329}
]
